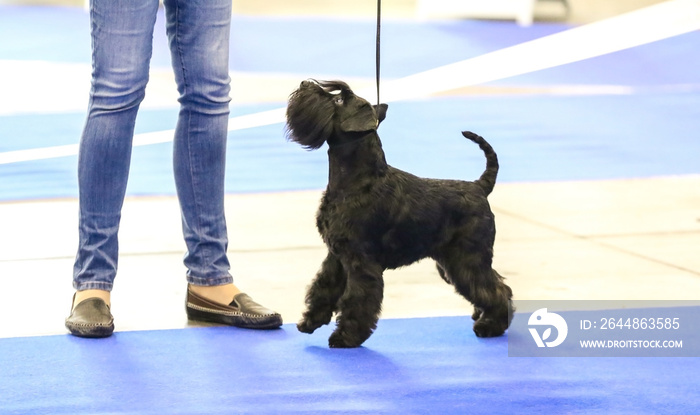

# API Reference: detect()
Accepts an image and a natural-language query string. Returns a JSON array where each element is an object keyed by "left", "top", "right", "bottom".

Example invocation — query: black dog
[{"left": 286, "top": 80, "right": 513, "bottom": 348}]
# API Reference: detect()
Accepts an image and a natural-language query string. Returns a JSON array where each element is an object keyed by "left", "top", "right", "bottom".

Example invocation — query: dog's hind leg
[
  {"left": 437, "top": 252, "right": 513, "bottom": 338},
  {"left": 436, "top": 262, "right": 483, "bottom": 322},
  {"left": 297, "top": 252, "right": 347, "bottom": 334},
  {"left": 329, "top": 258, "right": 384, "bottom": 348},
  {"left": 474, "top": 268, "right": 513, "bottom": 336}
]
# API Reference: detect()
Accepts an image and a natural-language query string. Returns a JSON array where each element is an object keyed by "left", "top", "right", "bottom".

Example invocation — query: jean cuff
[
  {"left": 186, "top": 274, "right": 234, "bottom": 287},
  {"left": 73, "top": 281, "right": 114, "bottom": 292}
]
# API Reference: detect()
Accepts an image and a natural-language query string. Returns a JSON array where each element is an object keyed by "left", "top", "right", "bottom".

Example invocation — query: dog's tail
[{"left": 463, "top": 131, "right": 498, "bottom": 196}]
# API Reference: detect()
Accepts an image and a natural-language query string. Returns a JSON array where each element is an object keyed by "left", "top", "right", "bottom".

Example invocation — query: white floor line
[
  {"left": 378, "top": 0, "right": 700, "bottom": 102},
  {"left": 1, "top": 0, "right": 698, "bottom": 165}
]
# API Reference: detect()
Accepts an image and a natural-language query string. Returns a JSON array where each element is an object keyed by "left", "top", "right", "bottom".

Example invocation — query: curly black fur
[{"left": 286, "top": 80, "right": 513, "bottom": 348}]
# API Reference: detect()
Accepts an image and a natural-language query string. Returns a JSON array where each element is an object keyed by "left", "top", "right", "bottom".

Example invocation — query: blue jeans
[{"left": 73, "top": 0, "right": 234, "bottom": 291}]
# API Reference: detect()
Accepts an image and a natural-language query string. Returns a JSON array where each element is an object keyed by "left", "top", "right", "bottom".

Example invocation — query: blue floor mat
[
  {"left": 0, "top": 6, "right": 570, "bottom": 77},
  {"left": 1, "top": 5, "right": 699, "bottom": 201},
  {"left": 487, "top": 29, "right": 700, "bottom": 87},
  {"left": 1, "top": 312, "right": 698, "bottom": 414},
  {"left": 2, "top": 90, "right": 699, "bottom": 201}
]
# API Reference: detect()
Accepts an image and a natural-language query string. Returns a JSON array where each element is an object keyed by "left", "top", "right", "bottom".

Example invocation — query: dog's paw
[
  {"left": 472, "top": 317, "right": 507, "bottom": 338},
  {"left": 297, "top": 311, "right": 334, "bottom": 334},
  {"left": 328, "top": 330, "right": 364, "bottom": 348},
  {"left": 297, "top": 320, "right": 318, "bottom": 334}
]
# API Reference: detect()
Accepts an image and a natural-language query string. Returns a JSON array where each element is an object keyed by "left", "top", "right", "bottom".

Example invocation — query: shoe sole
[
  {"left": 186, "top": 305, "right": 283, "bottom": 330},
  {"left": 65, "top": 321, "right": 115, "bottom": 338}
]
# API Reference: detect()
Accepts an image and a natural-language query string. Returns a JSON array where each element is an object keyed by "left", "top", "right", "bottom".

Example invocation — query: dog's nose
[{"left": 301, "top": 79, "right": 318, "bottom": 88}]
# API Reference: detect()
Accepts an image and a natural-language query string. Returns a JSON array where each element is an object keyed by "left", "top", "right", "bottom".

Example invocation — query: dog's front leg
[
  {"left": 329, "top": 260, "right": 384, "bottom": 348},
  {"left": 297, "top": 252, "right": 347, "bottom": 334}
]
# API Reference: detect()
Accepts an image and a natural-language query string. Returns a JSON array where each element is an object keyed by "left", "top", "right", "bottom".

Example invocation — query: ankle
[
  {"left": 73, "top": 289, "right": 111, "bottom": 309},
  {"left": 188, "top": 283, "right": 241, "bottom": 306}
]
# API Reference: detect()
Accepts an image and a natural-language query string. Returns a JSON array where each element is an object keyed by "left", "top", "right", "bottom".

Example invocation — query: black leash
[{"left": 375, "top": 0, "right": 381, "bottom": 106}]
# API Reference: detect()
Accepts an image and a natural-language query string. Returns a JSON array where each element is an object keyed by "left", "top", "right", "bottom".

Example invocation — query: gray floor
[{"left": 2, "top": 175, "right": 699, "bottom": 338}]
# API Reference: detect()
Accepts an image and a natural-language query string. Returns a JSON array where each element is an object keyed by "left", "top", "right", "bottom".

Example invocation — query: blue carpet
[
  {"left": 0, "top": 6, "right": 570, "bottom": 76},
  {"left": 488, "top": 29, "right": 700, "bottom": 87},
  {"left": 3, "top": 5, "right": 696, "bottom": 84},
  {"left": 2, "top": 90, "right": 699, "bottom": 200},
  {"left": 1, "top": 6, "right": 699, "bottom": 201},
  {"left": 1, "top": 313, "right": 698, "bottom": 414}
]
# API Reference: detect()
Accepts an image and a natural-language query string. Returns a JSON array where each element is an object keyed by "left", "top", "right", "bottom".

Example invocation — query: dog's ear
[
  {"left": 339, "top": 103, "right": 379, "bottom": 133},
  {"left": 374, "top": 104, "right": 388, "bottom": 126}
]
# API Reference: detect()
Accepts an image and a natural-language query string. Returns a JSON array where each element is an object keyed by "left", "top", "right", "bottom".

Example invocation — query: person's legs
[
  {"left": 164, "top": 0, "right": 234, "bottom": 290},
  {"left": 164, "top": 0, "right": 281, "bottom": 328},
  {"left": 73, "top": 0, "right": 160, "bottom": 297},
  {"left": 67, "top": 0, "right": 159, "bottom": 337}
]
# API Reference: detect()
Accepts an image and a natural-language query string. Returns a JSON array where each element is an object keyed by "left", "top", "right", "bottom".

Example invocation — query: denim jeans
[{"left": 73, "top": 0, "right": 234, "bottom": 291}]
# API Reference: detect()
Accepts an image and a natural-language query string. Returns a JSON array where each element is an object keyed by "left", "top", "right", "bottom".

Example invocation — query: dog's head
[{"left": 286, "top": 79, "right": 388, "bottom": 150}]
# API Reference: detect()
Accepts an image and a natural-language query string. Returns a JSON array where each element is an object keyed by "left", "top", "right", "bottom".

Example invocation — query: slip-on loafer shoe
[
  {"left": 65, "top": 296, "right": 115, "bottom": 338},
  {"left": 186, "top": 288, "right": 283, "bottom": 330}
]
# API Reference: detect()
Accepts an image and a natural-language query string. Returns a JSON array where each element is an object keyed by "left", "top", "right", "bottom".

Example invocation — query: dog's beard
[{"left": 286, "top": 88, "right": 335, "bottom": 150}]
